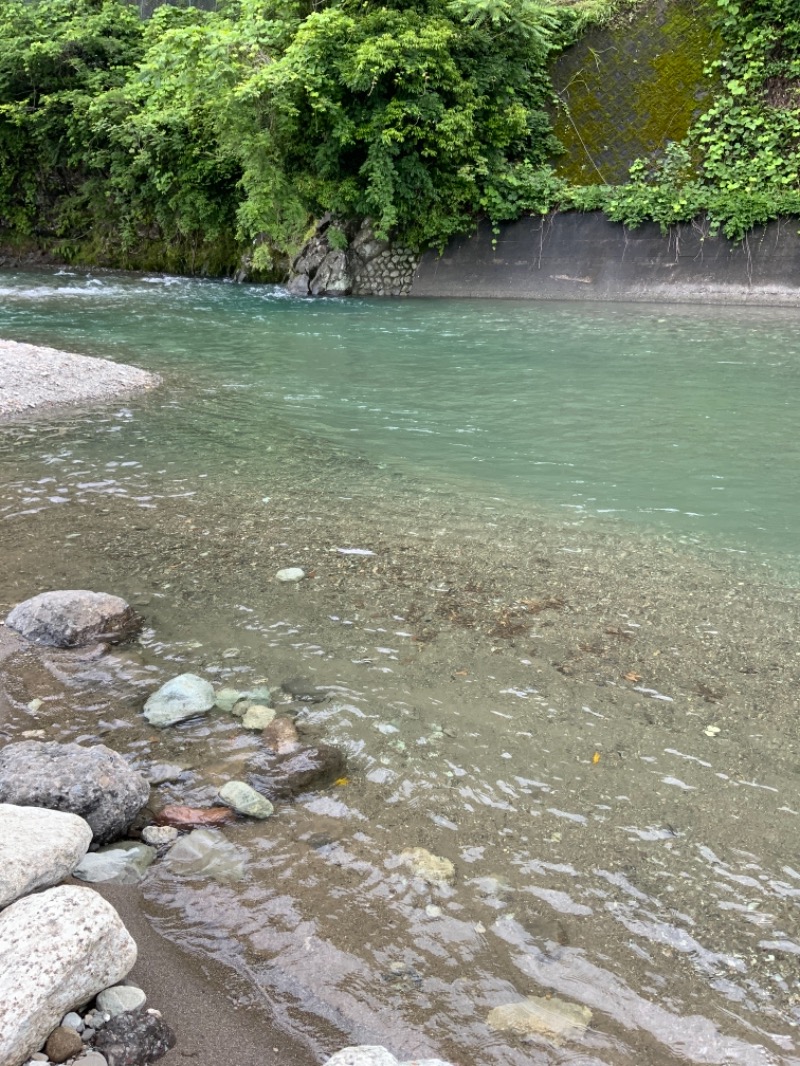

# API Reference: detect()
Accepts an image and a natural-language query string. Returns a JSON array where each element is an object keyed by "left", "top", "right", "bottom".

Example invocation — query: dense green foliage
[
  {"left": 0, "top": 0, "right": 566, "bottom": 268},
  {"left": 0, "top": 0, "right": 797, "bottom": 270}
]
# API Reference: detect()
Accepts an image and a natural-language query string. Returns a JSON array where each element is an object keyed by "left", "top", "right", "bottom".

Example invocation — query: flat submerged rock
[
  {"left": 487, "top": 995, "right": 592, "bottom": 1044},
  {"left": 143, "top": 674, "right": 215, "bottom": 727}
]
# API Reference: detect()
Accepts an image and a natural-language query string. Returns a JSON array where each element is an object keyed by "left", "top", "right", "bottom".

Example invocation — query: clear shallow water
[
  {"left": 1, "top": 270, "right": 800, "bottom": 1066},
  {"left": 1, "top": 269, "right": 800, "bottom": 571}
]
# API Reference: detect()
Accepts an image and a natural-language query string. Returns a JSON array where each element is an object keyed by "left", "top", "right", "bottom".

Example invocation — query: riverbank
[{"left": 0, "top": 339, "right": 160, "bottom": 421}]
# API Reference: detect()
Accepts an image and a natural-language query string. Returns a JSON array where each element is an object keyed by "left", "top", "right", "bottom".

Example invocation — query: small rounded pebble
[
  {"left": 96, "top": 984, "right": 147, "bottom": 1016},
  {"left": 142, "top": 825, "right": 179, "bottom": 846},
  {"left": 45, "top": 1026, "right": 84, "bottom": 1063},
  {"left": 84, "top": 1011, "right": 110, "bottom": 1029},
  {"left": 241, "top": 704, "right": 276, "bottom": 730},
  {"left": 276, "top": 567, "right": 306, "bottom": 583},
  {"left": 61, "top": 1013, "right": 83, "bottom": 1033},
  {"left": 219, "top": 780, "right": 274, "bottom": 820},
  {"left": 73, "top": 1054, "right": 109, "bottom": 1066}
]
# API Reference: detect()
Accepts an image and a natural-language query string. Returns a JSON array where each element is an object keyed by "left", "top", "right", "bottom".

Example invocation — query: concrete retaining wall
[{"left": 410, "top": 212, "right": 800, "bottom": 305}]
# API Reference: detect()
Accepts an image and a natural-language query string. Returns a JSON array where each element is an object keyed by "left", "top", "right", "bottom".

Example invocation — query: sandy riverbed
[{"left": 0, "top": 339, "right": 160, "bottom": 420}]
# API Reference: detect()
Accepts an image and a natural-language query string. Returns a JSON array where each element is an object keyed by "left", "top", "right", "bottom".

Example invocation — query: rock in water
[
  {"left": 0, "top": 885, "right": 137, "bottom": 1066},
  {"left": 6, "top": 590, "right": 140, "bottom": 648},
  {"left": 153, "top": 805, "right": 234, "bottom": 829},
  {"left": 323, "top": 1050, "right": 397, "bottom": 1066},
  {"left": 73, "top": 842, "right": 156, "bottom": 885},
  {"left": 262, "top": 717, "right": 300, "bottom": 754},
  {"left": 400, "top": 848, "right": 455, "bottom": 885},
  {"left": 141, "top": 825, "right": 178, "bottom": 846},
  {"left": 0, "top": 742, "right": 149, "bottom": 846},
  {"left": 249, "top": 744, "right": 346, "bottom": 799},
  {"left": 275, "top": 567, "right": 306, "bottom": 583},
  {"left": 214, "top": 688, "right": 245, "bottom": 713},
  {"left": 167, "top": 828, "right": 247, "bottom": 882},
  {"left": 241, "top": 704, "right": 275, "bottom": 730},
  {"left": 146, "top": 763, "right": 187, "bottom": 786},
  {"left": 218, "top": 781, "right": 274, "bottom": 820},
  {"left": 487, "top": 995, "right": 592, "bottom": 1044},
  {"left": 0, "top": 803, "right": 92, "bottom": 907},
  {"left": 143, "top": 674, "right": 215, "bottom": 727},
  {"left": 93, "top": 1009, "right": 176, "bottom": 1066},
  {"left": 322, "top": 1049, "right": 456, "bottom": 1066}
]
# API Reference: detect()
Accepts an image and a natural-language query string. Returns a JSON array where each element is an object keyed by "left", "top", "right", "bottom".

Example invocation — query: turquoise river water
[{"left": 0, "top": 269, "right": 798, "bottom": 1066}]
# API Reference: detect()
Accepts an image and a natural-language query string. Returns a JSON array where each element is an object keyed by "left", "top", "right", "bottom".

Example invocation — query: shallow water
[
  {"left": 1, "top": 270, "right": 799, "bottom": 1066},
  {"left": 2, "top": 269, "right": 800, "bottom": 570}
]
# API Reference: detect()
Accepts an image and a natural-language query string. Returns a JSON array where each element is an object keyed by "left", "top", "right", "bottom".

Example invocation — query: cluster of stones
[
  {"left": 1, "top": 590, "right": 347, "bottom": 896},
  {"left": 286, "top": 217, "right": 420, "bottom": 298},
  {"left": 0, "top": 801, "right": 174, "bottom": 1066},
  {"left": 0, "top": 589, "right": 464, "bottom": 1066},
  {"left": 350, "top": 246, "right": 417, "bottom": 298}
]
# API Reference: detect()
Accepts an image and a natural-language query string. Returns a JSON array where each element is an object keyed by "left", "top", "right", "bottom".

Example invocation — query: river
[{"left": 0, "top": 269, "right": 798, "bottom": 1066}]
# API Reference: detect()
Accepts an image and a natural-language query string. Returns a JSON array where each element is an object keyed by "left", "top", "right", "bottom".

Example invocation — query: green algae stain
[{"left": 551, "top": 0, "right": 721, "bottom": 184}]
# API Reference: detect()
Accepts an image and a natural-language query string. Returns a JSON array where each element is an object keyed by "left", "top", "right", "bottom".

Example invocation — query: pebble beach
[{"left": 0, "top": 340, "right": 160, "bottom": 420}]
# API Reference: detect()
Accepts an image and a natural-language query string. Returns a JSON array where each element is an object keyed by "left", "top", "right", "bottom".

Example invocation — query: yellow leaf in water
[
  {"left": 592, "top": 751, "right": 601, "bottom": 764},
  {"left": 334, "top": 777, "right": 349, "bottom": 787}
]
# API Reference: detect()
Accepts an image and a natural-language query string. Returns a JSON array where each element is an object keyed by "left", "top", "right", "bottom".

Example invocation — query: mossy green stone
[
  {"left": 215, "top": 687, "right": 245, "bottom": 713},
  {"left": 219, "top": 781, "right": 274, "bottom": 819}
]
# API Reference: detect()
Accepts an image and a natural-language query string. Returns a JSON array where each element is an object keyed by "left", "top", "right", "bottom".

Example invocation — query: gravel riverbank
[{"left": 0, "top": 339, "right": 160, "bottom": 420}]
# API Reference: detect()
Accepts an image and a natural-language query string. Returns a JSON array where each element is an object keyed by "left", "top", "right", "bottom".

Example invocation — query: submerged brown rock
[
  {"left": 153, "top": 805, "right": 235, "bottom": 829},
  {"left": 262, "top": 717, "right": 300, "bottom": 754},
  {"left": 249, "top": 744, "right": 346, "bottom": 800}
]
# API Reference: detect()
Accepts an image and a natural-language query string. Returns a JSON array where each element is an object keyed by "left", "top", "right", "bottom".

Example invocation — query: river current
[{"left": 0, "top": 269, "right": 798, "bottom": 1066}]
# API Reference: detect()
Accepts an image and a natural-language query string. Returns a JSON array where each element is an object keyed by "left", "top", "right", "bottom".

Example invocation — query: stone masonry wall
[{"left": 287, "top": 218, "right": 420, "bottom": 297}]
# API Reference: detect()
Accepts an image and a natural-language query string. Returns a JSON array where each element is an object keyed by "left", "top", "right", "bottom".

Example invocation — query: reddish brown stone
[{"left": 153, "top": 805, "right": 234, "bottom": 829}]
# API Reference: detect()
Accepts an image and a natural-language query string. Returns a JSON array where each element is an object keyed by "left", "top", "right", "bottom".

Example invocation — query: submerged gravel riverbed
[{"left": 0, "top": 398, "right": 798, "bottom": 1066}]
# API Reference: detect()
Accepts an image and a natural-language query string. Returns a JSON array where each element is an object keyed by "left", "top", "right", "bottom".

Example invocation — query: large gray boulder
[
  {"left": 0, "top": 804, "right": 92, "bottom": 909},
  {"left": 143, "top": 673, "right": 215, "bottom": 728},
  {"left": 0, "top": 885, "right": 137, "bottom": 1066},
  {"left": 0, "top": 742, "right": 149, "bottom": 846},
  {"left": 6, "top": 590, "right": 140, "bottom": 648}
]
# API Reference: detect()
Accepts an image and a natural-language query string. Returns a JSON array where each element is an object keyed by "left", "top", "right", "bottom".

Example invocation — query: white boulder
[
  {"left": 0, "top": 885, "right": 136, "bottom": 1066},
  {"left": 0, "top": 804, "right": 92, "bottom": 909}
]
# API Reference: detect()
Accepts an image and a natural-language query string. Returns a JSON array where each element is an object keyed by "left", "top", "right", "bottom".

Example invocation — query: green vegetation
[
  {"left": 0, "top": 0, "right": 797, "bottom": 272},
  {"left": 0, "top": 0, "right": 569, "bottom": 271},
  {"left": 588, "top": 0, "right": 800, "bottom": 238}
]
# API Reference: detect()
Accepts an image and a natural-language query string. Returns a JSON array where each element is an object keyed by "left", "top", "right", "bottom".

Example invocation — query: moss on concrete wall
[{"left": 551, "top": 0, "right": 720, "bottom": 184}]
